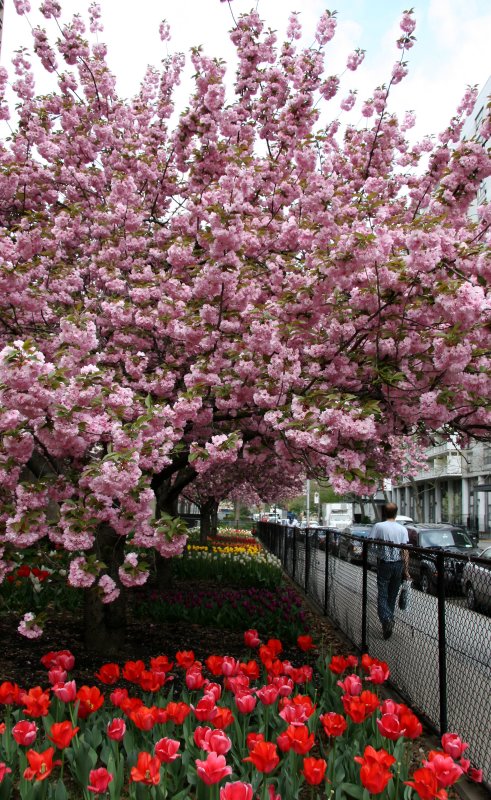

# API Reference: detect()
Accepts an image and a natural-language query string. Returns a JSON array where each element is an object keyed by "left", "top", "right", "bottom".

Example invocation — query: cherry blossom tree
[{"left": 0, "top": 1, "right": 490, "bottom": 647}]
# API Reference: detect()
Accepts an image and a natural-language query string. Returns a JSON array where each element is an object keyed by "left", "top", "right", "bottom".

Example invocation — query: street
[{"left": 294, "top": 547, "right": 491, "bottom": 783}]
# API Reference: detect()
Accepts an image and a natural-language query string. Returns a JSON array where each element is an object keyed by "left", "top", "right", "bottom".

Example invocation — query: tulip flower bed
[
  {"left": 134, "top": 585, "right": 308, "bottom": 643},
  {"left": 211, "top": 530, "right": 258, "bottom": 547},
  {"left": 0, "top": 634, "right": 481, "bottom": 800},
  {"left": 174, "top": 545, "right": 283, "bottom": 590}
]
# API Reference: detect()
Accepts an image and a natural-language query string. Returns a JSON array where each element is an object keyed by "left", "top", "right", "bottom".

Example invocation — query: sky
[{"left": 1, "top": 0, "right": 491, "bottom": 140}]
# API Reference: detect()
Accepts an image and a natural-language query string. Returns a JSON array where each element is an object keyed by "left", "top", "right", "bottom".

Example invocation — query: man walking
[{"left": 369, "top": 503, "right": 410, "bottom": 640}]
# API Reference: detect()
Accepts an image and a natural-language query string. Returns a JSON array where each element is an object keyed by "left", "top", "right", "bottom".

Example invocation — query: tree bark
[
  {"left": 210, "top": 501, "right": 218, "bottom": 538},
  {"left": 200, "top": 498, "right": 218, "bottom": 544},
  {"left": 83, "top": 523, "right": 127, "bottom": 655}
]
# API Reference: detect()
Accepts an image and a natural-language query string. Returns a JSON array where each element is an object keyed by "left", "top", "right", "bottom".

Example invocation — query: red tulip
[
  {"left": 196, "top": 752, "right": 232, "bottom": 785},
  {"left": 12, "top": 720, "right": 38, "bottom": 746},
  {"left": 328, "top": 655, "right": 349, "bottom": 674},
  {"left": 122, "top": 660, "right": 145, "bottom": 682},
  {"left": 441, "top": 733, "right": 469, "bottom": 760},
  {"left": 377, "top": 713, "right": 406, "bottom": 741},
  {"left": 424, "top": 751, "right": 463, "bottom": 787},
  {"left": 24, "top": 747, "right": 60, "bottom": 781},
  {"left": 154, "top": 737, "right": 181, "bottom": 763},
  {"left": 256, "top": 684, "right": 279, "bottom": 706},
  {"left": 48, "top": 721, "right": 79, "bottom": 749},
  {"left": 221, "top": 657, "right": 239, "bottom": 677},
  {"left": 258, "top": 646, "right": 275, "bottom": 669},
  {"left": 239, "top": 660, "right": 260, "bottom": 680},
  {"left": 192, "top": 693, "right": 218, "bottom": 722},
  {"left": 110, "top": 688, "right": 129, "bottom": 708},
  {"left": 243, "top": 741, "right": 279, "bottom": 773},
  {"left": 355, "top": 746, "right": 396, "bottom": 794},
  {"left": 342, "top": 690, "right": 380, "bottom": 723},
  {"left": 129, "top": 705, "right": 157, "bottom": 731},
  {"left": 211, "top": 706, "right": 234, "bottom": 730},
  {"left": 165, "top": 701, "right": 191, "bottom": 724},
  {"left": 138, "top": 670, "right": 166, "bottom": 693},
  {"left": 405, "top": 767, "right": 448, "bottom": 800},
  {"left": 280, "top": 724, "right": 315, "bottom": 756},
  {"left": 150, "top": 655, "right": 174, "bottom": 674},
  {"left": 399, "top": 709, "right": 423, "bottom": 739},
  {"left": 206, "top": 655, "right": 225, "bottom": 675},
  {"left": 76, "top": 686, "right": 104, "bottom": 719},
  {"left": 130, "top": 752, "right": 161, "bottom": 785},
  {"left": 40, "top": 650, "right": 75, "bottom": 671},
  {"left": 0, "top": 763, "right": 12, "bottom": 782},
  {"left": 0, "top": 681, "right": 23, "bottom": 705},
  {"left": 87, "top": 767, "right": 113, "bottom": 794},
  {"left": 320, "top": 712, "right": 347, "bottom": 738},
  {"left": 186, "top": 666, "right": 206, "bottom": 690},
  {"left": 272, "top": 676, "right": 294, "bottom": 697},
  {"left": 266, "top": 639, "right": 282, "bottom": 656},
  {"left": 246, "top": 732, "right": 264, "bottom": 750},
  {"left": 220, "top": 781, "right": 253, "bottom": 800},
  {"left": 48, "top": 668, "right": 67, "bottom": 686},
  {"left": 21, "top": 687, "right": 51, "bottom": 718},
  {"left": 204, "top": 682, "right": 222, "bottom": 701},
  {"left": 95, "top": 663, "right": 120, "bottom": 685},
  {"left": 467, "top": 767, "right": 483, "bottom": 783},
  {"left": 243, "top": 629, "right": 260, "bottom": 648},
  {"left": 175, "top": 650, "right": 195, "bottom": 669},
  {"left": 297, "top": 635, "right": 314, "bottom": 652},
  {"left": 194, "top": 727, "right": 232, "bottom": 755},
  {"left": 337, "top": 674, "right": 362, "bottom": 696},
  {"left": 107, "top": 718, "right": 126, "bottom": 741},
  {"left": 302, "top": 757, "right": 327, "bottom": 785},
  {"left": 52, "top": 680, "right": 77, "bottom": 703},
  {"left": 367, "top": 662, "right": 390, "bottom": 684},
  {"left": 235, "top": 693, "right": 256, "bottom": 714}
]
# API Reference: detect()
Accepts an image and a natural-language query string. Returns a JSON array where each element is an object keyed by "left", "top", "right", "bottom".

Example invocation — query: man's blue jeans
[{"left": 376, "top": 560, "right": 403, "bottom": 624}]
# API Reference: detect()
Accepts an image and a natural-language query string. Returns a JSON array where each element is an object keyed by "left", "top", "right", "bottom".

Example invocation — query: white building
[{"left": 390, "top": 438, "right": 491, "bottom": 535}]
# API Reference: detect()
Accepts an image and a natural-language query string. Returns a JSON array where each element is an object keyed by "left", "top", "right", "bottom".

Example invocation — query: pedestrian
[{"left": 369, "top": 502, "right": 410, "bottom": 640}]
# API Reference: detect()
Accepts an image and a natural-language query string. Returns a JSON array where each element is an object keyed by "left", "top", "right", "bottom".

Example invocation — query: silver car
[{"left": 462, "top": 545, "right": 491, "bottom": 612}]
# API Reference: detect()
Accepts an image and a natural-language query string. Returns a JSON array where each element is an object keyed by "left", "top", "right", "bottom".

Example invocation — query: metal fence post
[
  {"left": 292, "top": 528, "right": 297, "bottom": 581},
  {"left": 305, "top": 529, "right": 310, "bottom": 594},
  {"left": 324, "top": 531, "right": 330, "bottom": 614},
  {"left": 436, "top": 551, "right": 448, "bottom": 734},
  {"left": 361, "top": 541, "right": 369, "bottom": 653}
]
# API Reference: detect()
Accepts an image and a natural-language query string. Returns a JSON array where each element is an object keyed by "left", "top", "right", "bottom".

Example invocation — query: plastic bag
[{"left": 398, "top": 580, "right": 412, "bottom": 611}]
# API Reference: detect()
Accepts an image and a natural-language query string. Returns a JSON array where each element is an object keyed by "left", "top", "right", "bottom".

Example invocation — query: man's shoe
[{"left": 382, "top": 621, "right": 393, "bottom": 640}]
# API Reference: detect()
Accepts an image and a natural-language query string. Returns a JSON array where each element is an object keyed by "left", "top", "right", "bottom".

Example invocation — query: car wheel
[
  {"left": 420, "top": 571, "right": 432, "bottom": 594},
  {"left": 466, "top": 583, "right": 477, "bottom": 611}
]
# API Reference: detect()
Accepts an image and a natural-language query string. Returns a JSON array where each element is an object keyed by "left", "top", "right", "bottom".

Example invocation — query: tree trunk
[
  {"left": 200, "top": 498, "right": 219, "bottom": 544},
  {"left": 210, "top": 501, "right": 218, "bottom": 538},
  {"left": 83, "top": 523, "right": 127, "bottom": 655}
]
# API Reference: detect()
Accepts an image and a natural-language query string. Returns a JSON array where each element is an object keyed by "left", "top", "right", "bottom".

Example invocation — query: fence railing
[{"left": 256, "top": 523, "right": 491, "bottom": 786}]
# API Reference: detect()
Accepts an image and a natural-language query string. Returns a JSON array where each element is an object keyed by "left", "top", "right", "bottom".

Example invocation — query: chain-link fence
[{"left": 257, "top": 522, "right": 491, "bottom": 785}]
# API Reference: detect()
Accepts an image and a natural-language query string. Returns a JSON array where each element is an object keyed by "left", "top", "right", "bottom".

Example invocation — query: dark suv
[
  {"left": 406, "top": 524, "right": 480, "bottom": 594},
  {"left": 338, "top": 524, "right": 373, "bottom": 563}
]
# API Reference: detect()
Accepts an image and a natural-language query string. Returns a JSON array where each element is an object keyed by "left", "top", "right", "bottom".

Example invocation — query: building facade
[{"left": 390, "top": 439, "right": 491, "bottom": 535}]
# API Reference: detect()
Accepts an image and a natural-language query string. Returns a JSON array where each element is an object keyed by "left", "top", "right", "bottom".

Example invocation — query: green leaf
[
  {"left": 339, "top": 783, "right": 367, "bottom": 800},
  {"left": 54, "top": 780, "right": 68, "bottom": 800}
]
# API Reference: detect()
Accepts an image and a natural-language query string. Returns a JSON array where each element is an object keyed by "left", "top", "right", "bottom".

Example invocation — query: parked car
[
  {"left": 461, "top": 545, "right": 491, "bottom": 612},
  {"left": 312, "top": 527, "right": 341, "bottom": 553},
  {"left": 406, "top": 523, "right": 480, "bottom": 594},
  {"left": 338, "top": 524, "right": 373, "bottom": 563},
  {"left": 395, "top": 515, "right": 413, "bottom": 525}
]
